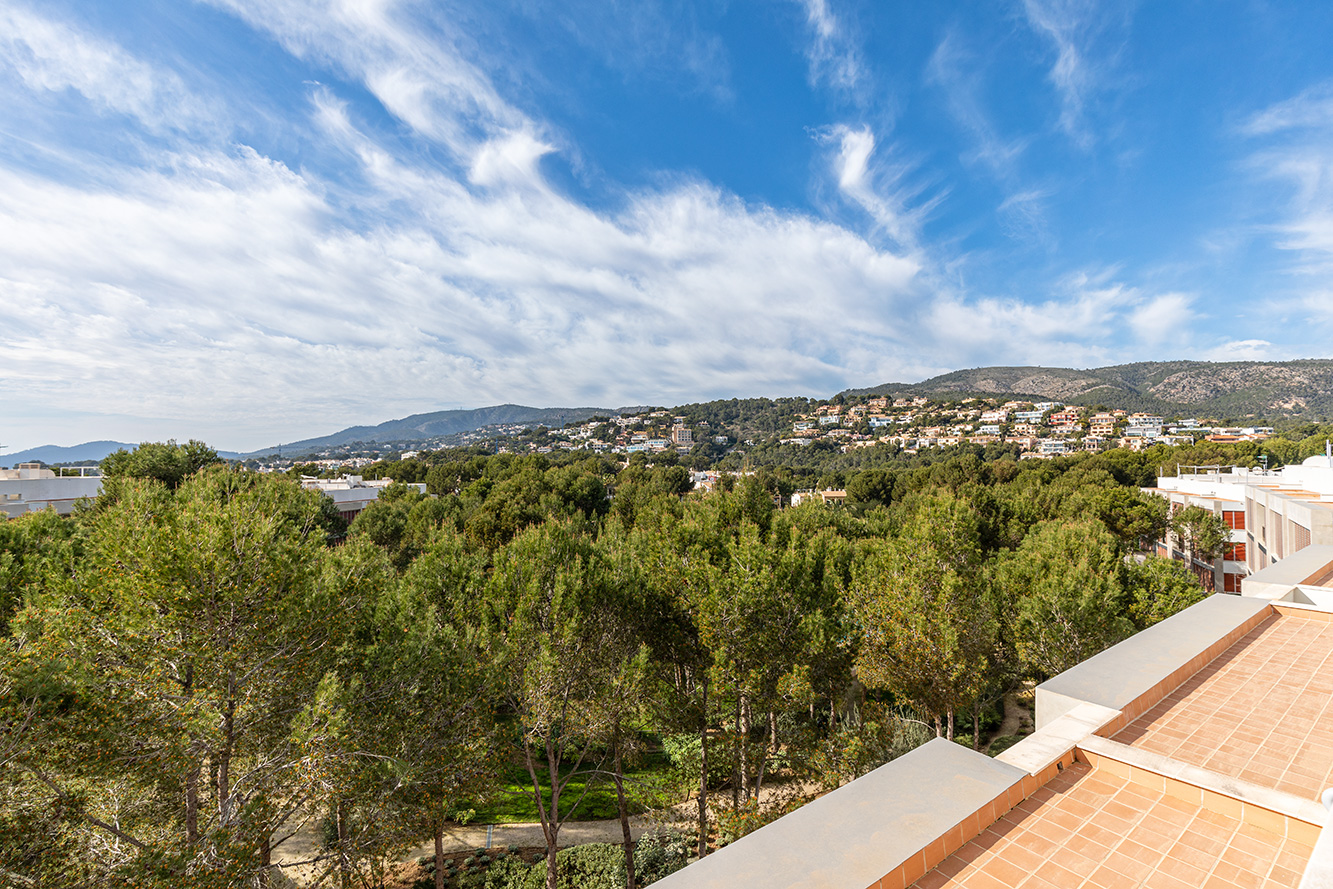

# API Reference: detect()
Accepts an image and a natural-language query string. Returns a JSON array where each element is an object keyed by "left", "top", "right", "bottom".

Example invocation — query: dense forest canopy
[{"left": 0, "top": 438, "right": 1255, "bottom": 887}]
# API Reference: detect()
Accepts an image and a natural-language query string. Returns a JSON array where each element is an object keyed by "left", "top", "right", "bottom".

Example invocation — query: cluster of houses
[
  {"left": 494, "top": 396, "right": 1274, "bottom": 461},
  {"left": 780, "top": 396, "right": 1272, "bottom": 459}
]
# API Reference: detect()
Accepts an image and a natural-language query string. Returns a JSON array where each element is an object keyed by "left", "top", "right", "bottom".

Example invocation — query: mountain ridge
[
  {"left": 239, "top": 403, "right": 625, "bottom": 457},
  {"left": 842, "top": 359, "right": 1333, "bottom": 418}
]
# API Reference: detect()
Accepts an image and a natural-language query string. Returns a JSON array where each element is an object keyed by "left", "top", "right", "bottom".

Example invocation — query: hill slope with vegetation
[{"left": 845, "top": 359, "right": 1333, "bottom": 419}]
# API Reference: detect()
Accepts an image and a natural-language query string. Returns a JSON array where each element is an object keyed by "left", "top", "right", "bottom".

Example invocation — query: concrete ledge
[
  {"left": 997, "top": 702, "right": 1119, "bottom": 777},
  {"left": 649, "top": 738, "right": 1026, "bottom": 889},
  {"left": 1035, "top": 595, "right": 1272, "bottom": 732},
  {"left": 1078, "top": 735, "right": 1326, "bottom": 846},
  {"left": 1300, "top": 790, "right": 1333, "bottom": 889},
  {"left": 1274, "top": 602, "right": 1333, "bottom": 621}
]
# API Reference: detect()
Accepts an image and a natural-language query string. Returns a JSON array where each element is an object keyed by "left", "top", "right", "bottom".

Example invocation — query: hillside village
[{"left": 486, "top": 395, "right": 1274, "bottom": 460}]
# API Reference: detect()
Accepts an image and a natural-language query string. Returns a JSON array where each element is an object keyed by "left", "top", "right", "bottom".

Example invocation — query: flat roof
[
  {"left": 1112, "top": 614, "right": 1333, "bottom": 801},
  {"left": 910, "top": 761, "right": 1313, "bottom": 888}
]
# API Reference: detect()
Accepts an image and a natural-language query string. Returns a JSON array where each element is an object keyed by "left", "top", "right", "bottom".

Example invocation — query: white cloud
[
  {"left": 203, "top": 0, "right": 527, "bottom": 160},
  {"left": 1243, "top": 85, "right": 1333, "bottom": 276},
  {"left": 1126, "top": 292, "right": 1195, "bottom": 345},
  {"left": 0, "top": 129, "right": 930, "bottom": 449},
  {"left": 1241, "top": 82, "right": 1333, "bottom": 136},
  {"left": 920, "top": 273, "right": 1200, "bottom": 368},
  {"left": 926, "top": 34, "right": 1048, "bottom": 241},
  {"left": 0, "top": 3, "right": 207, "bottom": 131},
  {"left": 1202, "top": 340, "right": 1277, "bottom": 362},
  {"left": 818, "top": 124, "right": 925, "bottom": 250},
  {"left": 1019, "top": 0, "right": 1126, "bottom": 149},
  {"left": 793, "top": 0, "right": 862, "bottom": 93}
]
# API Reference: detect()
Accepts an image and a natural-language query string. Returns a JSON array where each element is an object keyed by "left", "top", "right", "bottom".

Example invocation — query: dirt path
[
  {"left": 270, "top": 810, "right": 689, "bottom": 884},
  {"left": 269, "top": 781, "right": 810, "bottom": 885},
  {"left": 985, "top": 689, "right": 1035, "bottom": 753}
]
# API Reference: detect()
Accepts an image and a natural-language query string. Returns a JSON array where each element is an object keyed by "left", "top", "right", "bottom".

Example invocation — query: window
[
  {"left": 1225, "top": 542, "right": 1247, "bottom": 562},
  {"left": 1223, "top": 510, "right": 1245, "bottom": 530},
  {"left": 1223, "top": 572, "right": 1242, "bottom": 593}
]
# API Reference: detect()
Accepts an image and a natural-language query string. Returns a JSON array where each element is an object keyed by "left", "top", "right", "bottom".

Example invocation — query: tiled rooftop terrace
[
  {"left": 1113, "top": 615, "right": 1333, "bottom": 799},
  {"left": 910, "top": 761, "right": 1314, "bottom": 889}
]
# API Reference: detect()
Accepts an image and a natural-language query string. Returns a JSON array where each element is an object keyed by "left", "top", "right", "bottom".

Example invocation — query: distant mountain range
[
  {"left": 3, "top": 440, "right": 136, "bottom": 465},
  {"left": 12, "top": 360, "right": 1333, "bottom": 466},
  {"left": 3, "top": 441, "right": 248, "bottom": 465},
  {"left": 239, "top": 404, "right": 626, "bottom": 457},
  {"left": 843, "top": 359, "right": 1333, "bottom": 419}
]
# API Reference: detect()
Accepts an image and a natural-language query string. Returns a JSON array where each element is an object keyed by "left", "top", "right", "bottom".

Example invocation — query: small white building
[
  {"left": 300, "top": 475, "right": 427, "bottom": 524},
  {"left": 0, "top": 463, "right": 104, "bottom": 519}
]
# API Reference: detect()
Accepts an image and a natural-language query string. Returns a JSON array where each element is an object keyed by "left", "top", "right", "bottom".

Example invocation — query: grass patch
[{"left": 463, "top": 751, "right": 673, "bottom": 824}]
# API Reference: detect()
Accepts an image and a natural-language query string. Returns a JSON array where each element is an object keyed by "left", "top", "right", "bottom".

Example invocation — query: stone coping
[
  {"left": 1245, "top": 545, "right": 1333, "bottom": 589},
  {"left": 649, "top": 738, "right": 1026, "bottom": 889},
  {"left": 1035, "top": 594, "right": 1272, "bottom": 731},
  {"left": 1302, "top": 792, "right": 1333, "bottom": 889},
  {"left": 996, "top": 702, "right": 1119, "bottom": 777}
]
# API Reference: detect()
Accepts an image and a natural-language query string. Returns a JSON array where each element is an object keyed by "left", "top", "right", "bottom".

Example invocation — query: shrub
[
  {"left": 634, "top": 830, "right": 691, "bottom": 885},
  {"left": 483, "top": 855, "right": 536, "bottom": 889},
  {"left": 517, "top": 844, "right": 626, "bottom": 889}
]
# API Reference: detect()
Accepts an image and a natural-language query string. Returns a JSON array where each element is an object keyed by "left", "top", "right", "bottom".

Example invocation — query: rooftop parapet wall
[
  {"left": 1243, "top": 545, "right": 1333, "bottom": 600},
  {"left": 649, "top": 739, "right": 1027, "bottom": 889},
  {"left": 1035, "top": 594, "right": 1271, "bottom": 733}
]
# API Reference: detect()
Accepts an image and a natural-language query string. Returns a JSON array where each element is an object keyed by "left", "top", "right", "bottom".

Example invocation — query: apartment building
[
  {"left": 1149, "top": 455, "right": 1333, "bottom": 593},
  {"left": 0, "top": 463, "right": 103, "bottom": 519}
]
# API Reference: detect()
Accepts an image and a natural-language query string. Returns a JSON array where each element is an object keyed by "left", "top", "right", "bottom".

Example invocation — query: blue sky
[{"left": 3, "top": 0, "right": 1333, "bottom": 452}]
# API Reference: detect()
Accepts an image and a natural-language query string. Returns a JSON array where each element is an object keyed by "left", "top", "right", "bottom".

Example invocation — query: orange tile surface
[
  {"left": 1112, "top": 616, "right": 1333, "bottom": 799},
  {"left": 909, "top": 762, "right": 1314, "bottom": 889}
]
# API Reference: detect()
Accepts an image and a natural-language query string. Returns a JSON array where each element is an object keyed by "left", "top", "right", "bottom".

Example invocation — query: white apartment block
[
  {"left": 1149, "top": 454, "right": 1333, "bottom": 593},
  {"left": 0, "top": 463, "right": 104, "bottom": 519}
]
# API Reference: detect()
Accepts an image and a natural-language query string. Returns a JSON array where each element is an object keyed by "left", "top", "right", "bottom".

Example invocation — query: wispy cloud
[
  {"left": 1018, "top": 0, "right": 1130, "bottom": 149},
  {"left": 815, "top": 124, "right": 928, "bottom": 250},
  {"left": 922, "top": 270, "right": 1199, "bottom": 367},
  {"left": 1241, "top": 82, "right": 1333, "bottom": 136},
  {"left": 1242, "top": 80, "right": 1333, "bottom": 276},
  {"left": 203, "top": 0, "right": 528, "bottom": 161},
  {"left": 0, "top": 3, "right": 209, "bottom": 132},
  {"left": 792, "top": 0, "right": 862, "bottom": 93},
  {"left": 926, "top": 33, "right": 1050, "bottom": 243}
]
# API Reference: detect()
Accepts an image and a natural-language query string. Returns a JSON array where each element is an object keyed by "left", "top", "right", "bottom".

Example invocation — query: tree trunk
[
  {"left": 337, "top": 800, "right": 352, "bottom": 889},
  {"left": 933, "top": 714, "right": 942, "bottom": 738},
  {"left": 732, "top": 699, "right": 742, "bottom": 811},
  {"left": 185, "top": 764, "right": 199, "bottom": 845},
  {"left": 697, "top": 675, "right": 709, "bottom": 858},
  {"left": 434, "top": 821, "right": 446, "bottom": 889},
  {"left": 754, "top": 710, "right": 776, "bottom": 799},
  {"left": 947, "top": 706, "right": 955, "bottom": 742},
  {"left": 973, "top": 704, "right": 981, "bottom": 751},
  {"left": 613, "top": 743, "right": 636, "bottom": 889},
  {"left": 260, "top": 834, "right": 271, "bottom": 888},
  {"left": 545, "top": 842, "right": 559, "bottom": 889},
  {"left": 544, "top": 739, "right": 561, "bottom": 889}
]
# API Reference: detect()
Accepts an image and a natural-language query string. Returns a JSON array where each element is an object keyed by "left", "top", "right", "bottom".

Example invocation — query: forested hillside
[
  {"left": 844, "top": 359, "right": 1333, "bottom": 419},
  {"left": 0, "top": 439, "right": 1235, "bottom": 888}
]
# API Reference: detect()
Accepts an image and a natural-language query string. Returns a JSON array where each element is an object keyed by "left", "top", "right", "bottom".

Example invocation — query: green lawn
[{"left": 463, "top": 752, "right": 673, "bottom": 824}]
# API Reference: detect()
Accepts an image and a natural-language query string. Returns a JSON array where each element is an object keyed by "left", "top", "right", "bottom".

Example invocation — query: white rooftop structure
[{"left": 0, "top": 463, "right": 103, "bottom": 519}]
